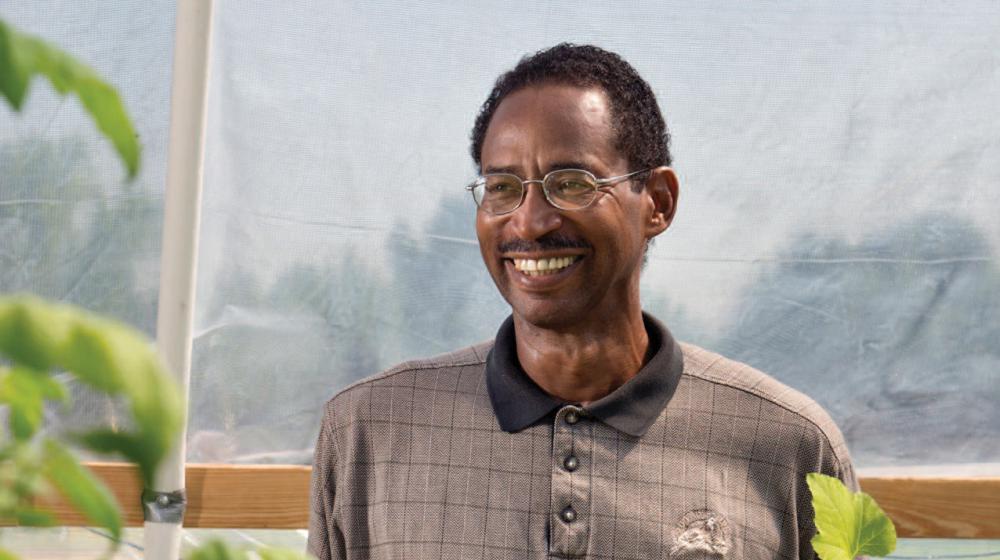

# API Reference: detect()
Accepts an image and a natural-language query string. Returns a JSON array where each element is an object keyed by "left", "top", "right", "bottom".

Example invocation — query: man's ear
[{"left": 644, "top": 166, "right": 679, "bottom": 238}]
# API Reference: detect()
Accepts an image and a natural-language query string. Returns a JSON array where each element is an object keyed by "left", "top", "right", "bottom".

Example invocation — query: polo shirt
[{"left": 308, "top": 313, "right": 858, "bottom": 560}]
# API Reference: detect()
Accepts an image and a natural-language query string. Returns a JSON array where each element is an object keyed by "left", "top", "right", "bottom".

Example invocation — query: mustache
[{"left": 498, "top": 234, "right": 592, "bottom": 254}]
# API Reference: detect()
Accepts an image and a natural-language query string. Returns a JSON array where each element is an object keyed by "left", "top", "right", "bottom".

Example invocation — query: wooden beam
[
  {"left": 29, "top": 462, "right": 311, "bottom": 530},
  {"left": 16, "top": 464, "right": 1000, "bottom": 537},
  {"left": 860, "top": 477, "right": 1000, "bottom": 538}
]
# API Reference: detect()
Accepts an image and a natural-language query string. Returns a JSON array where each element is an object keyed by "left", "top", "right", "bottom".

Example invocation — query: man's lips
[
  {"left": 501, "top": 254, "right": 584, "bottom": 288},
  {"left": 497, "top": 236, "right": 591, "bottom": 285}
]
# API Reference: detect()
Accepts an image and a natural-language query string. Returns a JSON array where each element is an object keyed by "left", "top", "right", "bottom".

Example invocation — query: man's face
[{"left": 476, "top": 83, "right": 661, "bottom": 331}]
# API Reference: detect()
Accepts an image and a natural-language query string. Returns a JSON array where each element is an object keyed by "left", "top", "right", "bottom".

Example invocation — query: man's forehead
[
  {"left": 491, "top": 83, "right": 611, "bottom": 129},
  {"left": 481, "top": 83, "right": 621, "bottom": 173}
]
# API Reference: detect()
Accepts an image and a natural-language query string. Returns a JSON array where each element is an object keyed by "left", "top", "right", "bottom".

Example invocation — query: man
[{"left": 309, "top": 44, "right": 857, "bottom": 560}]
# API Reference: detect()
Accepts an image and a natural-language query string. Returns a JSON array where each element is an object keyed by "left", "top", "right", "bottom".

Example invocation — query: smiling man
[{"left": 309, "top": 44, "right": 858, "bottom": 560}]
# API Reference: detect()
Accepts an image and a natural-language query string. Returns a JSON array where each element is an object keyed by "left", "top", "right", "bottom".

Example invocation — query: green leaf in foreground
[
  {"left": 257, "top": 547, "right": 315, "bottom": 560},
  {"left": 15, "top": 507, "right": 56, "bottom": 527},
  {"left": 0, "top": 18, "right": 140, "bottom": 178},
  {"left": 0, "top": 295, "right": 184, "bottom": 488},
  {"left": 807, "top": 472, "right": 896, "bottom": 560},
  {"left": 185, "top": 540, "right": 250, "bottom": 560},
  {"left": 41, "top": 439, "right": 122, "bottom": 544},
  {"left": 0, "top": 366, "right": 67, "bottom": 440},
  {"left": 0, "top": 20, "right": 30, "bottom": 108}
]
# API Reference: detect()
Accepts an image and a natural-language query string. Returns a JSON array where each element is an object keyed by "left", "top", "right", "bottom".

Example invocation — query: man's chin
[{"left": 509, "top": 299, "right": 586, "bottom": 332}]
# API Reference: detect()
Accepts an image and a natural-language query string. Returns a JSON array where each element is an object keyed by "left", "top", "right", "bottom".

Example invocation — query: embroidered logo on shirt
[{"left": 670, "top": 509, "right": 730, "bottom": 557}]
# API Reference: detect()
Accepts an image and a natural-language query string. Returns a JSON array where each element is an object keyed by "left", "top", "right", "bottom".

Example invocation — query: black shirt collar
[{"left": 485, "top": 312, "right": 685, "bottom": 437}]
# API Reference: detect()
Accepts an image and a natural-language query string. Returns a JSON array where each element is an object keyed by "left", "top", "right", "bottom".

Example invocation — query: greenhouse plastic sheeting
[
  {"left": 1, "top": 1, "right": 174, "bottom": 433},
  {"left": 190, "top": 1, "right": 1000, "bottom": 470},
  {"left": 2, "top": 2, "right": 998, "bottom": 473}
]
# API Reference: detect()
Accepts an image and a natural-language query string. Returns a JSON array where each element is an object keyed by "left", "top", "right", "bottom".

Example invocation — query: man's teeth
[{"left": 512, "top": 256, "right": 579, "bottom": 276}]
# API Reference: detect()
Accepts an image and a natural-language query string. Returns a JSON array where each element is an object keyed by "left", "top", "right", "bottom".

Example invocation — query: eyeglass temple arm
[{"left": 595, "top": 168, "right": 651, "bottom": 186}]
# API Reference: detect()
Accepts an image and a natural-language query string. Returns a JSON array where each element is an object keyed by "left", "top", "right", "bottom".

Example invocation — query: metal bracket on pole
[{"left": 142, "top": 488, "right": 187, "bottom": 524}]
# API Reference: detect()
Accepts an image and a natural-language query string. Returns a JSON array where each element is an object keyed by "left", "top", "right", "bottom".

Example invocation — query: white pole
[{"left": 149, "top": 0, "right": 214, "bottom": 558}]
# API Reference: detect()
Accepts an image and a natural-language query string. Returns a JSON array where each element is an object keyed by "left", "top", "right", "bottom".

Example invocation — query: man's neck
[{"left": 512, "top": 307, "right": 650, "bottom": 405}]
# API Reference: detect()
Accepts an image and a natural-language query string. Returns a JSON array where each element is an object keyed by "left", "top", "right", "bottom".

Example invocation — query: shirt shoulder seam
[
  {"left": 329, "top": 352, "right": 489, "bottom": 401},
  {"left": 322, "top": 411, "right": 341, "bottom": 518},
  {"left": 680, "top": 366, "right": 850, "bottom": 466}
]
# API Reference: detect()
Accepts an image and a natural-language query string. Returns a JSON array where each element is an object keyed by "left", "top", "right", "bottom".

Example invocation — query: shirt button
[
  {"left": 563, "top": 455, "right": 579, "bottom": 472},
  {"left": 565, "top": 410, "right": 579, "bottom": 425},
  {"left": 560, "top": 506, "right": 577, "bottom": 523}
]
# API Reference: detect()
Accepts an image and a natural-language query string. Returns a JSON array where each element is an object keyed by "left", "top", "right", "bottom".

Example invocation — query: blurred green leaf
[
  {"left": 41, "top": 439, "right": 122, "bottom": 544},
  {"left": 807, "top": 472, "right": 896, "bottom": 560},
  {"left": 0, "top": 295, "right": 184, "bottom": 487},
  {"left": 0, "top": 366, "right": 66, "bottom": 440},
  {"left": 0, "top": 18, "right": 139, "bottom": 178},
  {"left": 74, "top": 429, "right": 149, "bottom": 479},
  {"left": 0, "top": 547, "right": 20, "bottom": 560},
  {"left": 15, "top": 507, "right": 56, "bottom": 526},
  {"left": 257, "top": 548, "right": 314, "bottom": 560},
  {"left": 74, "top": 429, "right": 136, "bottom": 455},
  {"left": 59, "top": 315, "right": 137, "bottom": 393},
  {"left": 0, "top": 439, "right": 49, "bottom": 503},
  {"left": 186, "top": 540, "right": 250, "bottom": 560},
  {"left": 0, "top": 297, "right": 74, "bottom": 372},
  {"left": 0, "top": 20, "right": 30, "bottom": 108}
]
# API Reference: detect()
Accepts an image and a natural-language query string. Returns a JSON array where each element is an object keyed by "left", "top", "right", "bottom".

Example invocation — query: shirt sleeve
[{"left": 308, "top": 406, "right": 346, "bottom": 560}]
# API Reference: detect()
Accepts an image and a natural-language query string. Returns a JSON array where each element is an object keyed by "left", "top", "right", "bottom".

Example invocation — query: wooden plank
[
  {"left": 183, "top": 463, "right": 311, "bottom": 529},
  {"left": 860, "top": 477, "right": 1000, "bottom": 538},
  {"left": 26, "top": 463, "right": 311, "bottom": 529},
  {"left": 30, "top": 462, "right": 147, "bottom": 527},
  {"left": 14, "top": 464, "right": 1000, "bottom": 536}
]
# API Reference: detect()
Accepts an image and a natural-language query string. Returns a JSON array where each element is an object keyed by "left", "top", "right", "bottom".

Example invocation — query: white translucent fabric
[
  {"left": 190, "top": 1, "right": 1000, "bottom": 471},
  {"left": 3, "top": 2, "right": 998, "bottom": 473},
  {"left": 0, "top": 1, "right": 175, "bottom": 431}
]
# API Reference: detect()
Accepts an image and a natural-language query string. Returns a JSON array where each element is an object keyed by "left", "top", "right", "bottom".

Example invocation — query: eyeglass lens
[{"left": 474, "top": 170, "right": 598, "bottom": 214}]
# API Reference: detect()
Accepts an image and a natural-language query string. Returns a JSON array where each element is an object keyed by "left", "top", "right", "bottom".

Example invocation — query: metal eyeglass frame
[{"left": 466, "top": 168, "right": 651, "bottom": 215}]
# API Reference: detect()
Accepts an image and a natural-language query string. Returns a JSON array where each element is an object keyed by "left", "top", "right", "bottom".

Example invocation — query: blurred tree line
[
  {"left": 703, "top": 213, "right": 1000, "bottom": 467},
  {"left": 0, "top": 136, "right": 161, "bottom": 437}
]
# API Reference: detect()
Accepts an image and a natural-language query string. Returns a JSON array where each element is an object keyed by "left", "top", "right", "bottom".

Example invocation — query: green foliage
[
  {"left": 187, "top": 540, "right": 249, "bottom": 560},
  {"left": 0, "top": 18, "right": 139, "bottom": 178},
  {"left": 0, "top": 367, "right": 67, "bottom": 439},
  {"left": 0, "top": 441, "right": 49, "bottom": 524},
  {"left": 0, "top": 296, "right": 184, "bottom": 486},
  {"left": 0, "top": 296, "right": 183, "bottom": 556},
  {"left": 40, "top": 439, "right": 122, "bottom": 542},
  {"left": 807, "top": 472, "right": 897, "bottom": 560},
  {"left": 256, "top": 547, "right": 315, "bottom": 560},
  {"left": 0, "top": 17, "right": 315, "bottom": 560}
]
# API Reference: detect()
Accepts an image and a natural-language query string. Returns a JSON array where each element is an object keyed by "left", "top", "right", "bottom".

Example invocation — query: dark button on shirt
[{"left": 485, "top": 312, "right": 684, "bottom": 557}]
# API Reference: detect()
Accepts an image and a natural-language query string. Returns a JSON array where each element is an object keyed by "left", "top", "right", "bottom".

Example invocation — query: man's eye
[
  {"left": 555, "top": 180, "right": 591, "bottom": 194},
  {"left": 487, "top": 182, "right": 518, "bottom": 194}
]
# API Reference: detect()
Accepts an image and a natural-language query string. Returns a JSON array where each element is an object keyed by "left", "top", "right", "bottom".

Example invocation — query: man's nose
[{"left": 509, "top": 183, "right": 563, "bottom": 240}]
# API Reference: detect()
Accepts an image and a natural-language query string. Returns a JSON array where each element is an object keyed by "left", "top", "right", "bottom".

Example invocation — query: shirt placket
[{"left": 549, "top": 405, "right": 591, "bottom": 558}]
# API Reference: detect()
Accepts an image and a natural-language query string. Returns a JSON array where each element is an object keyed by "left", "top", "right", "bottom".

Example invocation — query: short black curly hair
[{"left": 470, "top": 43, "right": 671, "bottom": 187}]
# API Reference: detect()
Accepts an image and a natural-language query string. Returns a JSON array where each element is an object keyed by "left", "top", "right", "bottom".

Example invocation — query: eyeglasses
[{"left": 467, "top": 168, "right": 650, "bottom": 215}]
